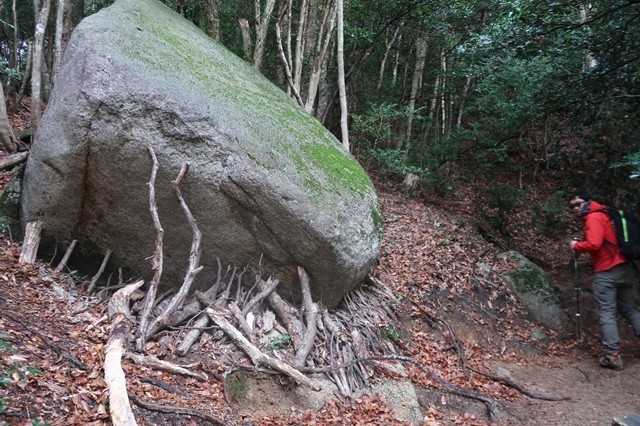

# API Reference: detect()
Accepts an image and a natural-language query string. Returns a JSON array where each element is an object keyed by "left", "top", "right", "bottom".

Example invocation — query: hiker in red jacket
[{"left": 569, "top": 191, "right": 640, "bottom": 370}]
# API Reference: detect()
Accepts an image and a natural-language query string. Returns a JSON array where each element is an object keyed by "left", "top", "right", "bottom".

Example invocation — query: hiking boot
[{"left": 599, "top": 353, "right": 624, "bottom": 370}]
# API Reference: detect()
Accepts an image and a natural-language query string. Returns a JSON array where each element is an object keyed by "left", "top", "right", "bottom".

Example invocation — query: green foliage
[
  {"left": 226, "top": 371, "right": 248, "bottom": 401},
  {"left": 85, "top": 0, "right": 115, "bottom": 16},
  {"left": 484, "top": 185, "right": 525, "bottom": 233},
  {"left": 0, "top": 334, "right": 10, "bottom": 352},
  {"left": 351, "top": 102, "right": 411, "bottom": 150},
  {"left": 268, "top": 333, "right": 292, "bottom": 350},
  {"left": 380, "top": 326, "right": 402, "bottom": 344},
  {"left": 611, "top": 152, "right": 640, "bottom": 180},
  {"left": 461, "top": 53, "right": 556, "bottom": 171},
  {"left": 412, "top": 132, "right": 459, "bottom": 196},
  {"left": 363, "top": 148, "right": 422, "bottom": 176},
  {"left": 534, "top": 191, "right": 570, "bottom": 238}
]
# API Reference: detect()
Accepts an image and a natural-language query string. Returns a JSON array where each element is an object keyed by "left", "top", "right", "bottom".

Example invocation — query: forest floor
[
  {"left": 1, "top": 103, "right": 640, "bottom": 425},
  {"left": 1, "top": 176, "right": 639, "bottom": 426}
]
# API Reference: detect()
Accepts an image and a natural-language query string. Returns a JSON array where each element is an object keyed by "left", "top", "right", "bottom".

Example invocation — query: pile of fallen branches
[
  {"left": 20, "top": 145, "right": 566, "bottom": 425},
  {"left": 32, "top": 145, "right": 406, "bottom": 425}
]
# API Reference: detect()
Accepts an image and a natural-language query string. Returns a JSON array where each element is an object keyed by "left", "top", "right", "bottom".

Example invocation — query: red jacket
[{"left": 574, "top": 200, "right": 627, "bottom": 272}]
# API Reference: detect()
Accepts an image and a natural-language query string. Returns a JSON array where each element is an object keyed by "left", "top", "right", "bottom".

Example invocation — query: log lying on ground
[
  {"left": 176, "top": 314, "right": 210, "bottom": 356},
  {"left": 0, "top": 150, "right": 28, "bottom": 170},
  {"left": 105, "top": 280, "right": 144, "bottom": 426}
]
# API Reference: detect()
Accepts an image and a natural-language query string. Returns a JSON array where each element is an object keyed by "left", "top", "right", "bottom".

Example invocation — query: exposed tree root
[
  {"left": 412, "top": 299, "right": 570, "bottom": 403},
  {"left": 468, "top": 367, "right": 571, "bottom": 402},
  {"left": 128, "top": 392, "right": 228, "bottom": 426}
]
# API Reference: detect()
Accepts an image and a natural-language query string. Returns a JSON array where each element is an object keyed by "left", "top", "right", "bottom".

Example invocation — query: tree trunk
[
  {"left": 52, "top": 0, "right": 72, "bottom": 82},
  {"left": 31, "top": 0, "right": 52, "bottom": 137},
  {"left": 204, "top": 0, "right": 220, "bottom": 41},
  {"left": 293, "top": 0, "right": 309, "bottom": 95},
  {"left": 456, "top": 74, "right": 471, "bottom": 129},
  {"left": 336, "top": 0, "right": 348, "bottom": 152},
  {"left": 275, "top": 23, "right": 304, "bottom": 106},
  {"left": 253, "top": 0, "right": 277, "bottom": 71},
  {"left": 275, "top": 0, "right": 292, "bottom": 88},
  {"left": 0, "top": 83, "right": 18, "bottom": 152},
  {"left": 391, "top": 31, "right": 402, "bottom": 88},
  {"left": 10, "top": 0, "right": 17, "bottom": 70},
  {"left": 403, "top": 36, "right": 427, "bottom": 152},
  {"left": 304, "top": 0, "right": 337, "bottom": 114},
  {"left": 239, "top": 18, "right": 253, "bottom": 61},
  {"left": 18, "top": 41, "right": 33, "bottom": 106},
  {"left": 377, "top": 25, "right": 401, "bottom": 91},
  {"left": 580, "top": 5, "right": 597, "bottom": 69},
  {"left": 440, "top": 48, "right": 447, "bottom": 136},
  {"left": 7, "top": 0, "right": 18, "bottom": 101},
  {"left": 315, "top": 48, "right": 331, "bottom": 122}
]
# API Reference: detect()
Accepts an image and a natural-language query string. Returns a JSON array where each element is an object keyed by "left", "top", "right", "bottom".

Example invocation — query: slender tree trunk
[
  {"left": 456, "top": 74, "right": 471, "bottom": 129},
  {"left": 0, "top": 84, "right": 18, "bottom": 152},
  {"left": 6, "top": 0, "right": 18, "bottom": 104},
  {"left": 253, "top": 0, "right": 277, "bottom": 71},
  {"left": 285, "top": 0, "right": 293, "bottom": 74},
  {"left": 336, "top": 0, "right": 348, "bottom": 152},
  {"left": 304, "top": 0, "right": 337, "bottom": 114},
  {"left": 403, "top": 36, "right": 427, "bottom": 152},
  {"left": 275, "top": 0, "right": 291, "bottom": 88},
  {"left": 391, "top": 31, "right": 402, "bottom": 88},
  {"left": 275, "top": 22, "right": 304, "bottom": 106},
  {"left": 377, "top": 25, "right": 401, "bottom": 91},
  {"left": 239, "top": 18, "right": 253, "bottom": 61},
  {"left": 31, "top": 0, "right": 52, "bottom": 137},
  {"left": 10, "top": 0, "right": 17, "bottom": 70},
  {"left": 53, "top": 0, "right": 72, "bottom": 82},
  {"left": 204, "top": 0, "right": 220, "bottom": 40},
  {"left": 18, "top": 42, "right": 33, "bottom": 106},
  {"left": 293, "top": 0, "right": 309, "bottom": 95},
  {"left": 440, "top": 48, "right": 447, "bottom": 136},
  {"left": 579, "top": 5, "right": 597, "bottom": 68},
  {"left": 316, "top": 51, "right": 331, "bottom": 120}
]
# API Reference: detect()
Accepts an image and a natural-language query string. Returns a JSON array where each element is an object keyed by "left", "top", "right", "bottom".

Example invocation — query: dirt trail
[{"left": 492, "top": 351, "right": 640, "bottom": 425}]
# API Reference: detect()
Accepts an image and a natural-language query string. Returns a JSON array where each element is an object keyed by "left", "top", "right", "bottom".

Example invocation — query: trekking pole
[{"left": 572, "top": 238, "right": 582, "bottom": 345}]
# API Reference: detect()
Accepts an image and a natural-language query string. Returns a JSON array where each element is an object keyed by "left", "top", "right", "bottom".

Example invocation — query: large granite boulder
[
  {"left": 20, "top": 0, "right": 382, "bottom": 308},
  {"left": 498, "top": 251, "right": 567, "bottom": 330}
]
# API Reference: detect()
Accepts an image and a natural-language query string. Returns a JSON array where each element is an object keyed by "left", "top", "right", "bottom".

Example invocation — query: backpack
[{"left": 607, "top": 208, "right": 640, "bottom": 260}]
